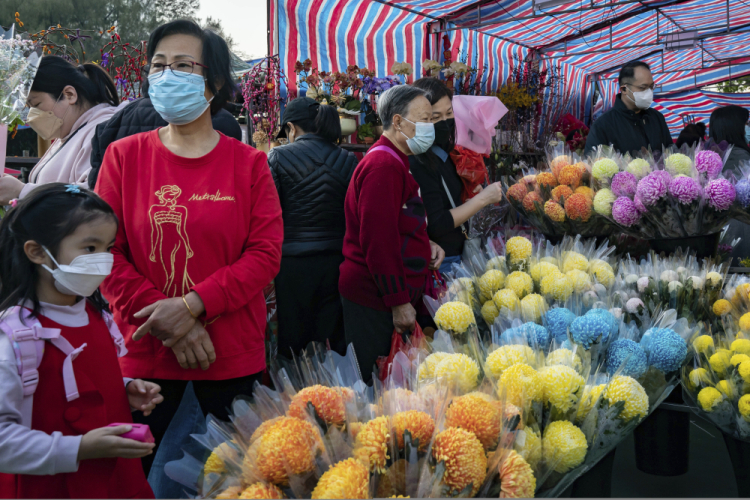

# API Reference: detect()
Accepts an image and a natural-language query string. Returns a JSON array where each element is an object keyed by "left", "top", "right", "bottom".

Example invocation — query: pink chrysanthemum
[
  {"left": 705, "top": 178, "right": 736, "bottom": 211},
  {"left": 634, "top": 195, "right": 647, "bottom": 214},
  {"left": 636, "top": 172, "right": 669, "bottom": 206},
  {"left": 669, "top": 176, "right": 703, "bottom": 204},
  {"left": 612, "top": 197, "right": 641, "bottom": 226},
  {"left": 611, "top": 171, "right": 638, "bottom": 197},
  {"left": 695, "top": 150, "right": 723, "bottom": 179}
]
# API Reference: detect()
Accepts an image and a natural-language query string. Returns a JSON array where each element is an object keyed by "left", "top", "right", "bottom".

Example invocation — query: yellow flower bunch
[
  {"left": 496, "top": 81, "right": 538, "bottom": 110},
  {"left": 434, "top": 301, "right": 476, "bottom": 334},
  {"left": 604, "top": 376, "right": 649, "bottom": 422},
  {"left": 539, "top": 365, "right": 585, "bottom": 412},
  {"left": 542, "top": 421, "right": 588, "bottom": 473},
  {"left": 494, "top": 289, "right": 520, "bottom": 311},
  {"left": 485, "top": 344, "right": 536, "bottom": 379},
  {"left": 506, "top": 271, "right": 534, "bottom": 299}
]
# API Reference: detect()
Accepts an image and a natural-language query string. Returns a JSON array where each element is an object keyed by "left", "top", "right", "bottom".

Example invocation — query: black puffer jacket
[
  {"left": 87, "top": 97, "right": 242, "bottom": 189},
  {"left": 268, "top": 134, "right": 357, "bottom": 256}
]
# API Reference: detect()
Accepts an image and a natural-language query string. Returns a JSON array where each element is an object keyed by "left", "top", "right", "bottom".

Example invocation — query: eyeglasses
[{"left": 145, "top": 60, "right": 209, "bottom": 77}]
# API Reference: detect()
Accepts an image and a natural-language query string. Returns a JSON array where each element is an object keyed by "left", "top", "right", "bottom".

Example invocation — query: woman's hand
[
  {"left": 78, "top": 425, "right": 155, "bottom": 461},
  {"left": 132, "top": 292, "right": 205, "bottom": 342},
  {"left": 429, "top": 241, "right": 445, "bottom": 271},
  {"left": 476, "top": 182, "right": 504, "bottom": 206},
  {"left": 170, "top": 322, "right": 216, "bottom": 370},
  {"left": 126, "top": 379, "right": 164, "bottom": 416},
  {"left": 392, "top": 303, "right": 416, "bottom": 334},
  {"left": 0, "top": 175, "right": 24, "bottom": 205}
]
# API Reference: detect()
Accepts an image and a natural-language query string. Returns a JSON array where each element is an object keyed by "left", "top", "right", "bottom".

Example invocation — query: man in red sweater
[{"left": 339, "top": 85, "right": 444, "bottom": 382}]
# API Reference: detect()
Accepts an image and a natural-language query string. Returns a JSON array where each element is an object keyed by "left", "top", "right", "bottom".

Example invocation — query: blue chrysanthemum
[
  {"left": 606, "top": 339, "right": 648, "bottom": 378},
  {"left": 501, "top": 322, "right": 551, "bottom": 348},
  {"left": 640, "top": 327, "right": 687, "bottom": 373},
  {"left": 570, "top": 315, "right": 609, "bottom": 349},
  {"left": 545, "top": 308, "right": 576, "bottom": 342},
  {"left": 586, "top": 308, "right": 618, "bottom": 342},
  {"left": 737, "top": 179, "right": 750, "bottom": 208}
]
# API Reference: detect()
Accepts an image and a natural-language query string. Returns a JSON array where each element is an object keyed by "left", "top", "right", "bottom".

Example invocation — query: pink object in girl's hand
[
  {"left": 453, "top": 95, "right": 509, "bottom": 155},
  {"left": 107, "top": 423, "right": 154, "bottom": 443}
]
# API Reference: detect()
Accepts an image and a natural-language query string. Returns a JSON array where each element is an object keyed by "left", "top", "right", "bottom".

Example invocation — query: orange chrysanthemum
[
  {"left": 536, "top": 172, "right": 558, "bottom": 189},
  {"left": 574, "top": 186, "right": 594, "bottom": 200},
  {"left": 564, "top": 193, "right": 593, "bottom": 222},
  {"left": 498, "top": 450, "right": 536, "bottom": 498},
  {"left": 550, "top": 155, "right": 571, "bottom": 178},
  {"left": 251, "top": 416, "right": 283, "bottom": 441},
  {"left": 392, "top": 410, "right": 435, "bottom": 451},
  {"left": 551, "top": 185, "right": 573, "bottom": 203},
  {"left": 445, "top": 394, "right": 502, "bottom": 451},
  {"left": 558, "top": 164, "right": 583, "bottom": 187},
  {"left": 240, "top": 483, "right": 285, "bottom": 499},
  {"left": 354, "top": 416, "right": 391, "bottom": 473},
  {"left": 255, "top": 417, "right": 321, "bottom": 485},
  {"left": 312, "top": 458, "right": 369, "bottom": 499},
  {"left": 544, "top": 200, "right": 566, "bottom": 222},
  {"left": 432, "top": 427, "right": 487, "bottom": 496},
  {"left": 287, "top": 385, "right": 347, "bottom": 425},
  {"left": 523, "top": 192, "right": 544, "bottom": 212},
  {"left": 507, "top": 183, "right": 528, "bottom": 203}
]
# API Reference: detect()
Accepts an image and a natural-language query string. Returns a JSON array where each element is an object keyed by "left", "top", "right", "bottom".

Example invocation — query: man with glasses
[{"left": 585, "top": 60, "right": 673, "bottom": 156}]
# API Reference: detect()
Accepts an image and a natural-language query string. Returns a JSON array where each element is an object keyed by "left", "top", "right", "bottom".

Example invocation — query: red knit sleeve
[
  {"left": 191, "top": 148, "right": 283, "bottom": 318},
  {"left": 357, "top": 159, "right": 411, "bottom": 307},
  {"left": 95, "top": 142, "right": 167, "bottom": 325}
]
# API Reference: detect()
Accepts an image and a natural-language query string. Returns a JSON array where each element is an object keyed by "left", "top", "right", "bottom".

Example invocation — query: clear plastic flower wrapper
[
  {"left": 730, "top": 161, "right": 750, "bottom": 226},
  {"left": 0, "top": 27, "right": 42, "bottom": 129}
]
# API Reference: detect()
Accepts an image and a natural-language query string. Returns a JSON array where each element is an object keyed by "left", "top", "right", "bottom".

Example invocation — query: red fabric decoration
[
  {"left": 449, "top": 145, "right": 489, "bottom": 203},
  {"left": 376, "top": 323, "right": 427, "bottom": 382}
]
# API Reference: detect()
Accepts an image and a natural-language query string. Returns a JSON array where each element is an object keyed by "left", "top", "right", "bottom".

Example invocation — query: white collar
[{"left": 25, "top": 300, "right": 90, "bottom": 327}]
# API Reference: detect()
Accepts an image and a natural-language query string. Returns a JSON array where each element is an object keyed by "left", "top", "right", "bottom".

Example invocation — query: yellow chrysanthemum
[
  {"left": 566, "top": 270, "right": 592, "bottom": 293},
  {"left": 698, "top": 387, "right": 724, "bottom": 411},
  {"left": 541, "top": 273, "right": 574, "bottom": 301},
  {"left": 498, "top": 450, "right": 537, "bottom": 499},
  {"left": 539, "top": 365, "right": 585, "bottom": 412},
  {"left": 516, "top": 428, "right": 542, "bottom": 469},
  {"left": 604, "top": 376, "right": 649, "bottom": 422},
  {"left": 709, "top": 349, "right": 733, "bottom": 376},
  {"left": 576, "top": 384, "right": 605, "bottom": 422},
  {"left": 445, "top": 393, "right": 502, "bottom": 450},
  {"left": 593, "top": 188, "right": 616, "bottom": 216},
  {"left": 486, "top": 345, "right": 536, "bottom": 379},
  {"left": 311, "top": 458, "right": 369, "bottom": 499},
  {"left": 713, "top": 299, "right": 733, "bottom": 316},
  {"left": 479, "top": 270, "right": 506, "bottom": 300},
  {"left": 741, "top": 313, "right": 750, "bottom": 333},
  {"left": 574, "top": 186, "right": 594, "bottom": 200},
  {"left": 716, "top": 380, "right": 735, "bottom": 398},
  {"left": 494, "top": 289, "right": 520, "bottom": 311},
  {"left": 530, "top": 261, "right": 561, "bottom": 285},
  {"left": 417, "top": 352, "right": 451, "bottom": 382},
  {"left": 433, "top": 353, "right": 480, "bottom": 393},
  {"left": 481, "top": 300, "right": 500, "bottom": 324},
  {"left": 288, "top": 385, "right": 347, "bottom": 425},
  {"left": 204, "top": 444, "right": 234, "bottom": 475},
  {"left": 732, "top": 338, "right": 750, "bottom": 356},
  {"left": 506, "top": 271, "right": 534, "bottom": 299},
  {"left": 739, "top": 394, "right": 750, "bottom": 421},
  {"left": 688, "top": 368, "right": 711, "bottom": 388},
  {"left": 506, "top": 236, "right": 532, "bottom": 261},
  {"left": 562, "top": 252, "right": 589, "bottom": 273},
  {"left": 740, "top": 360, "right": 750, "bottom": 383},
  {"left": 733, "top": 283, "right": 750, "bottom": 305},
  {"left": 542, "top": 421, "right": 588, "bottom": 473},
  {"left": 255, "top": 417, "right": 321, "bottom": 485},
  {"left": 434, "top": 301, "right": 476, "bottom": 334},
  {"left": 217, "top": 486, "right": 243, "bottom": 499},
  {"left": 432, "top": 427, "right": 487, "bottom": 496},
  {"left": 546, "top": 348, "right": 583, "bottom": 373},
  {"left": 732, "top": 354, "right": 750, "bottom": 367},
  {"left": 449, "top": 277, "right": 477, "bottom": 308},
  {"left": 486, "top": 256, "right": 507, "bottom": 272},
  {"left": 353, "top": 417, "right": 391, "bottom": 473},
  {"left": 520, "top": 294, "right": 546, "bottom": 321},
  {"left": 240, "top": 483, "right": 284, "bottom": 499},
  {"left": 391, "top": 410, "right": 434, "bottom": 450},
  {"left": 499, "top": 363, "right": 543, "bottom": 407},
  {"left": 590, "top": 261, "right": 615, "bottom": 288},
  {"left": 693, "top": 335, "right": 715, "bottom": 356},
  {"left": 706, "top": 272, "right": 723, "bottom": 287}
]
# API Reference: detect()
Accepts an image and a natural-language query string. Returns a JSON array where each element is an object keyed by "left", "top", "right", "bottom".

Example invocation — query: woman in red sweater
[
  {"left": 95, "top": 20, "right": 283, "bottom": 473},
  {"left": 339, "top": 85, "right": 445, "bottom": 383}
]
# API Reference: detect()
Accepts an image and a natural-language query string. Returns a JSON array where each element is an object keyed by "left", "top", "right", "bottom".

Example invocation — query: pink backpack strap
[
  {"left": 102, "top": 311, "right": 127, "bottom": 358},
  {"left": 368, "top": 145, "right": 407, "bottom": 168}
]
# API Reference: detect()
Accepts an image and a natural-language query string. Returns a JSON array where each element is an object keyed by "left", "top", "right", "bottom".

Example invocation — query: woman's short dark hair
[
  {"left": 412, "top": 77, "right": 453, "bottom": 106},
  {"left": 144, "top": 19, "right": 237, "bottom": 115},
  {"left": 30, "top": 56, "right": 119, "bottom": 107},
  {"left": 291, "top": 104, "right": 342, "bottom": 143},
  {"left": 676, "top": 122, "right": 706, "bottom": 149},
  {"left": 377, "top": 85, "right": 428, "bottom": 129},
  {"left": 709, "top": 105, "right": 750, "bottom": 154}
]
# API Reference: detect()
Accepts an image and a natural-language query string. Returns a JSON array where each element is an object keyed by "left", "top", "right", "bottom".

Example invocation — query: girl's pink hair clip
[{"left": 9, "top": 199, "right": 18, "bottom": 208}]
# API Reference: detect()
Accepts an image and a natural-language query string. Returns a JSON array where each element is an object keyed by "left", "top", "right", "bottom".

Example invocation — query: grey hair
[{"left": 377, "top": 85, "right": 428, "bottom": 130}]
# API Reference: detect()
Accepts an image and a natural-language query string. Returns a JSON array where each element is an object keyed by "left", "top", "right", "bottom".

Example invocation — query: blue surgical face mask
[
  {"left": 745, "top": 124, "right": 750, "bottom": 144},
  {"left": 148, "top": 71, "right": 214, "bottom": 125},
  {"left": 400, "top": 118, "right": 435, "bottom": 155}
]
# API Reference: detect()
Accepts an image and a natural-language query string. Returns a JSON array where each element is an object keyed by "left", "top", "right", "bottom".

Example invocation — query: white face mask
[
  {"left": 625, "top": 87, "right": 654, "bottom": 110},
  {"left": 399, "top": 118, "right": 435, "bottom": 155},
  {"left": 42, "top": 246, "right": 114, "bottom": 297}
]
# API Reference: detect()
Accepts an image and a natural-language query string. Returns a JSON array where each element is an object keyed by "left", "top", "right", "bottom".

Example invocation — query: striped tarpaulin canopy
[{"left": 652, "top": 89, "right": 750, "bottom": 137}]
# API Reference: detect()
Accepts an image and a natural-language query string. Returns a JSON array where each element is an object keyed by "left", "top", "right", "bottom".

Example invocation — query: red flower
[{"left": 295, "top": 60, "right": 304, "bottom": 73}]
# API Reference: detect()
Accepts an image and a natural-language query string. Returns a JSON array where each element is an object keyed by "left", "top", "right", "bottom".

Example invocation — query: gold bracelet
[{"left": 182, "top": 295, "right": 198, "bottom": 318}]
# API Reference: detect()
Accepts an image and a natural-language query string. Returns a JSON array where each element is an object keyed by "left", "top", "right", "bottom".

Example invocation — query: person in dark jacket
[
  {"left": 409, "top": 78, "right": 504, "bottom": 273},
  {"left": 87, "top": 96, "right": 242, "bottom": 189},
  {"left": 675, "top": 122, "right": 706, "bottom": 149},
  {"left": 585, "top": 61, "right": 673, "bottom": 156},
  {"left": 268, "top": 97, "right": 357, "bottom": 357}
]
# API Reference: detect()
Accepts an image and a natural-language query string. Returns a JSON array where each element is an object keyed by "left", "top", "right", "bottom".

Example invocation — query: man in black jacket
[
  {"left": 87, "top": 96, "right": 242, "bottom": 189},
  {"left": 585, "top": 61, "right": 673, "bottom": 156}
]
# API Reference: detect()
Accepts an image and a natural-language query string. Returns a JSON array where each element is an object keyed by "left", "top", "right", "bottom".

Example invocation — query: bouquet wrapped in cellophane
[
  {"left": 0, "top": 26, "right": 41, "bottom": 129},
  {"left": 502, "top": 143, "right": 614, "bottom": 238}
]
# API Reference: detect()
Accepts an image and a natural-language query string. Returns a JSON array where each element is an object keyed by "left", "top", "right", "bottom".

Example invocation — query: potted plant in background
[{"left": 357, "top": 122, "right": 376, "bottom": 145}]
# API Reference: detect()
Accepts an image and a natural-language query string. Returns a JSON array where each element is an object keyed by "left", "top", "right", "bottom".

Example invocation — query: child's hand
[
  {"left": 78, "top": 425, "right": 155, "bottom": 461},
  {"left": 127, "top": 380, "right": 164, "bottom": 416}
]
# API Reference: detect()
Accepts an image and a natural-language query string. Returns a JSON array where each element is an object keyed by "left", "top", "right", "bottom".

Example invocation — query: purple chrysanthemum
[
  {"left": 612, "top": 196, "right": 641, "bottom": 226},
  {"left": 634, "top": 195, "right": 647, "bottom": 214},
  {"left": 669, "top": 176, "right": 703, "bottom": 204},
  {"left": 705, "top": 178, "right": 736, "bottom": 211},
  {"left": 736, "top": 179, "right": 750, "bottom": 208},
  {"left": 695, "top": 150, "right": 723, "bottom": 179},
  {"left": 636, "top": 172, "right": 669, "bottom": 206},
  {"left": 611, "top": 171, "right": 638, "bottom": 197}
]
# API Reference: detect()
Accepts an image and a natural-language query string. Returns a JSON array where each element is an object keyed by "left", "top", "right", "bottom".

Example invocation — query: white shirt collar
[{"left": 25, "top": 300, "right": 90, "bottom": 328}]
